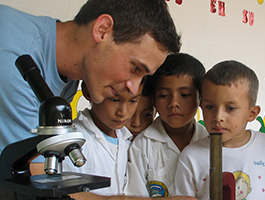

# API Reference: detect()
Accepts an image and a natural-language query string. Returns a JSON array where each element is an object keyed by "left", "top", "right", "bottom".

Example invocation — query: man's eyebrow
[{"left": 139, "top": 62, "right": 150, "bottom": 73}]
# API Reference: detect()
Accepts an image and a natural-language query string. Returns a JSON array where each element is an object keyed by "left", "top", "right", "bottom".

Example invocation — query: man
[
  {"left": 0, "top": 0, "right": 180, "bottom": 158},
  {"left": 0, "top": 0, "right": 197, "bottom": 199}
]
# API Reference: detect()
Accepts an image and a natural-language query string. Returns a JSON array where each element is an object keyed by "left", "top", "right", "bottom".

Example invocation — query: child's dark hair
[
  {"left": 141, "top": 75, "right": 153, "bottom": 97},
  {"left": 150, "top": 53, "right": 205, "bottom": 98},
  {"left": 203, "top": 60, "right": 259, "bottom": 106}
]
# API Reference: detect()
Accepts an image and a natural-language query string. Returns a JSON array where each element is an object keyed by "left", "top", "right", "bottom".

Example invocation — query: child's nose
[
  {"left": 169, "top": 95, "right": 180, "bottom": 108},
  {"left": 214, "top": 109, "right": 224, "bottom": 122},
  {"left": 116, "top": 104, "right": 128, "bottom": 117},
  {"left": 131, "top": 115, "right": 141, "bottom": 128}
]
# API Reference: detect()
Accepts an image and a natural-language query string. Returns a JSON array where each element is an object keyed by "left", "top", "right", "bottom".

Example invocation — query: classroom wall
[{"left": 1, "top": 0, "right": 264, "bottom": 131}]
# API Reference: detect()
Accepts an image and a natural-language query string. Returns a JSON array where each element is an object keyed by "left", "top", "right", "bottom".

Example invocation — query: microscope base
[{"left": 0, "top": 172, "right": 110, "bottom": 200}]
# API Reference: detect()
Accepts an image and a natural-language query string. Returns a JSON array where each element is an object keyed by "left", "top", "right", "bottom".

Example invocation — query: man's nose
[{"left": 125, "top": 78, "right": 142, "bottom": 95}]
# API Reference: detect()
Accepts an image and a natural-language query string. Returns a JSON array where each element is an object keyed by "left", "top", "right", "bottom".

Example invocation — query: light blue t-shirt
[{"left": 0, "top": 5, "right": 78, "bottom": 162}]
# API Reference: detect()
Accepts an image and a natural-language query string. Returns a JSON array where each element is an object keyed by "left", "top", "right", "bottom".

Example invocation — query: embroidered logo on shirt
[{"left": 148, "top": 181, "right": 168, "bottom": 197}]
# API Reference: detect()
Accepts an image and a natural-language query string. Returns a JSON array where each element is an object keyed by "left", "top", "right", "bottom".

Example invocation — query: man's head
[
  {"left": 75, "top": 0, "right": 181, "bottom": 53},
  {"left": 74, "top": 0, "right": 181, "bottom": 103}
]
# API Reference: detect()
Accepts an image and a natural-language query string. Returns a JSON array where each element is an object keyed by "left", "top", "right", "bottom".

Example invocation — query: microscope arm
[{"left": 0, "top": 135, "right": 52, "bottom": 183}]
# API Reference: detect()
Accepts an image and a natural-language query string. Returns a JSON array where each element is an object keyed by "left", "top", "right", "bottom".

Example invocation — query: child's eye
[
  {"left": 144, "top": 112, "right": 153, "bottom": 117},
  {"left": 109, "top": 98, "right": 119, "bottom": 102},
  {"left": 181, "top": 93, "right": 192, "bottom": 97},
  {"left": 158, "top": 94, "right": 169, "bottom": 98},
  {"left": 130, "top": 99, "right": 139, "bottom": 103},
  {"left": 205, "top": 105, "right": 213, "bottom": 109},
  {"left": 227, "top": 106, "right": 236, "bottom": 111}
]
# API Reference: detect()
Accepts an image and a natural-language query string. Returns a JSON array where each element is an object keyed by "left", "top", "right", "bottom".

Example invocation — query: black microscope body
[{"left": 0, "top": 55, "right": 110, "bottom": 200}]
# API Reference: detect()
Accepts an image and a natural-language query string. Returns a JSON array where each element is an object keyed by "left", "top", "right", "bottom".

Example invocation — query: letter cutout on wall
[{"left": 242, "top": 9, "right": 255, "bottom": 26}]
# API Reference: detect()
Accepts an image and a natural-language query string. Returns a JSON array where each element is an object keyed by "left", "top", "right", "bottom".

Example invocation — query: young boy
[
  {"left": 124, "top": 53, "right": 208, "bottom": 197},
  {"left": 170, "top": 60, "right": 263, "bottom": 200},
  {"left": 126, "top": 76, "right": 157, "bottom": 141},
  {"left": 63, "top": 81, "right": 143, "bottom": 196}
]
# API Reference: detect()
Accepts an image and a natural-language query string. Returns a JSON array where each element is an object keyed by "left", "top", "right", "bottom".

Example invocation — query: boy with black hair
[
  {"left": 126, "top": 76, "right": 157, "bottom": 140},
  {"left": 63, "top": 81, "right": 143, "bottom": 195},
  {"left": 124, "top": 53, "right": 208, "bottom": 197}
]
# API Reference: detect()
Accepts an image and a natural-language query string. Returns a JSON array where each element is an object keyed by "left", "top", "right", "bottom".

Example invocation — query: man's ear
[
  {"left": 92, "top": 14, "right": 114, "bottom": 43},
  {"left": 81, "top": 81, "right": 90, "bottom": 101},
  {"left": 248, "top": 105, "right": 261, "bottom": 122}
]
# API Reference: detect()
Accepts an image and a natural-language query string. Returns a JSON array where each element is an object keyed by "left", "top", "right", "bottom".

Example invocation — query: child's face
[
  {"left": 91, "top": 85, "right": 143, "bottom": 135},
  {"left": 154, "top": 75, "right": 199, "bottom": 129},
  {"left": 125, "top": 96, "right": 156, "bottom": 139},
  {"left": 200, "top": 80, "right": 259, "bottom": 147}
]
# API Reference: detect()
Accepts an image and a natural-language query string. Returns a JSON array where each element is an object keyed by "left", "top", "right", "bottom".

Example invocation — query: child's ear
[
  {"left": 81, "top": 81, "right": 91, "bottom": 101},
  {"left": 248, "top": 105, "right": 261, "bottom": 122}
]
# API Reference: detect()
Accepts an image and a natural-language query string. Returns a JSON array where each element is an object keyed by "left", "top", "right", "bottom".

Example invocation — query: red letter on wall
[
  {"left": 218, "top": 1, "right": 225, "bottom": 16},
  {"left": 210, "top": 0, "right": 217, "bottom": 13},
  {"left": 249, "top": 11, "right": 254, "bottom": 26},
  {"left": 175, "top": 0, "right": 183, "bottom": 5},
  {"left": 242, "top": 9, "right": 248, "bottom": 23}
]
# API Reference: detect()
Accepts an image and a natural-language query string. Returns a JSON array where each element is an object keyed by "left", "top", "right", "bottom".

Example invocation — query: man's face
[{"left": 82, "top": 33, "right": 168, "bottom": 103}]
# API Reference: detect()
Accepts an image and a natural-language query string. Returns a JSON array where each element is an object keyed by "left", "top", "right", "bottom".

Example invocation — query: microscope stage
[{"left": 1, "top": 172, "right": 110, "bottom": 198}]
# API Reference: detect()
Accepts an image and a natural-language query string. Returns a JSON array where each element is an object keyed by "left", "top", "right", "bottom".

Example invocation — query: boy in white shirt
[
  {"left": 126, "top": 76, "right": 157, "bottom": 141},
  {"left": 63, "top": 81, "right": 143, "bottom": 196},
  {"left": 124, "top": 53, "right": 208, "bottom": 197},
  {"left": 171, "top": 60, "right": 263, "bottom": 200}
]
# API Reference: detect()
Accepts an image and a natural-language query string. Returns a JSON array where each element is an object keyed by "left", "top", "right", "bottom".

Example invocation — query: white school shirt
[
  {"left": 124, "top": 117, "right": 208, "bottom": 197},
  {"left": 63, "top": 108, "right": 132, "bottom": 196},
  {"left": 171, "top": 130, "right": 265, "bottom": 200}
]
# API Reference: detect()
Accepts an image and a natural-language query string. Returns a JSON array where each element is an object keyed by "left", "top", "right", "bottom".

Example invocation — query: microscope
[{"left": 0, "top": 55, "right": 110, "bottom": 200}]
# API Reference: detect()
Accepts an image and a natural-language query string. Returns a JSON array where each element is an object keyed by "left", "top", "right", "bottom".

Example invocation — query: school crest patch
[{"left": 148, "top": 181, "right": 168, "bottom": 197}]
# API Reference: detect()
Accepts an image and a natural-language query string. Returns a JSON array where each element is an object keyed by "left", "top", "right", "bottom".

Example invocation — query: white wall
[
  {"left": 1, "top": 0, "right": 264, "bottom": 131},
  {"left": 0, "top": 0, "right": 86, "bottom": 21}
]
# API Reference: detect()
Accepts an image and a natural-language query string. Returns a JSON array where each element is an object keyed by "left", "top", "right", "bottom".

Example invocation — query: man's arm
[
  {"left": 30, "top": 162, "right": 45, "bottom": 175},
  {"left": 70, "top": 192, "right": 198, "bottom": 200},
  {"left": 30, "top": 163, "right": 198, "bottom": 200}
]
